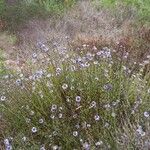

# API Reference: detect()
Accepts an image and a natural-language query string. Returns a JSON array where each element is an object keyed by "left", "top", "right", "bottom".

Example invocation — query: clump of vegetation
[
  {"left": 94, "top": 0, "right": 150, "bottom": 23},
  {"left": 0, "top": 0, "right": 5, "bottom": 16},
  {"left": 1, "top": 0, "right": 76, "bottom": 31},
  {"left": 0, "top": 42, "right": 150, "bottom": 149}
]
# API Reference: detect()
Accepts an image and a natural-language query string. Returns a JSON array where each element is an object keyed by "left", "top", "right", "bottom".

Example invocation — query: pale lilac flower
[
  {"left": 144, "top": 111, "right": 149, "bottom": 118},
  {"left": 16, "top": 79, "right": 22, "bottom": 86},
  {"left": 76, "top": 96, "right": 81, "bottom": 102},
  {"left": 94, "top": 115, "right": 100, "bottom": 121},
  {"left": 92, "top": 46, "right": 97, "bottom": 51},
  {"left": 38, "top": 42, "right": 49, "bottom": 52},
  {"left": 75, "top": 124, "right": 80, "bottom": 129},
  {"left": 83, "top": 142, "right": 90, "bottom": 150},
  {"left": 56, "top": 68, "right": 61, "bottom": 73},
  {"left": 96, "top": 48, "right": 111, "bottom": 58},
  {"left": 103, "top": 83, "right": 113, "bottom": 91},
  {"left": 32, "top": 53, "right": 37, "bottom": 58},
  {"left": 4, "top": 139, "right": 12, "bottom": 150},
  {"left": 31, "top": 127, "right": 37, "bottom": 133},
  {"left": 73, "top": 131, "right": 78, "bottom": 137}
]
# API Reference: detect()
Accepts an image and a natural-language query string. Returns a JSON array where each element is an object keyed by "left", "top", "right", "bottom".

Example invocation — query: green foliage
[
  {"left": 94, "top": 0, "right": 150, "bottom": 22},
  {"left": 0, "top": 0, "right": 5, "bottom": 17},
  {"left": 1, "top": 0, "right": 76, "bottom": 31},
  {"left": 0, "top": 49, "right": 6, "bottom": 75}
]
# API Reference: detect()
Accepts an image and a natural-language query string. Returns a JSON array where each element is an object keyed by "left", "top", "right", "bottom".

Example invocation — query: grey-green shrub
[{"left": 1, "top": 45, "right": 150, "bottom": 149}]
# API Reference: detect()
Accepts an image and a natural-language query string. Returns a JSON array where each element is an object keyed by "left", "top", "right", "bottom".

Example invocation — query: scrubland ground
[{"left": 0, "top": 0, "right": 150, "bottom": 149}]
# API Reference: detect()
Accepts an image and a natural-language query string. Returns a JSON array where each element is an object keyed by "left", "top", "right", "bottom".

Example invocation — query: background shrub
[
  {"left": 1, "top": 0, "right": 76, "bottom": 31},
  {"left": 94, "top": 0, "right": 150, "bottom": 23}
]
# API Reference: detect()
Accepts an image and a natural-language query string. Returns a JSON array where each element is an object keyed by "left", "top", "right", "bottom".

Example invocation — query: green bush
[
  {"left": 94, "top": 0, "right": 150, "bottom": 22},
  {"left": 0, "top": 0, "right": 5, "bottom": 17},
  {"left": 1, "top": 0, "right": 76, "bottom": 31},
  {"left": 1, "top": 45, "right": 150, "bottom": 149}
]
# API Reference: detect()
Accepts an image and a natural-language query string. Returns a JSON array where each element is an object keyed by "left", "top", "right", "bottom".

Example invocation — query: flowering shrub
[{"left": 0, "top": 43, "right": 150, "bottom": 149}]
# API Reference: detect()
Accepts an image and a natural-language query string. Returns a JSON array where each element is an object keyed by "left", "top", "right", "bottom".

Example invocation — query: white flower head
[
  {"left": 46, "top": 73, "right": 51, "bottom": 78},
  {"left": 39, "top": 118, "right": 44, "bottom": 124},
  {"left": 136, "top": 125, "right": 145, "bottom": 136},
  {"left": 89, "top": 101, "right": 96, "bottom": 108},
  {"left": 52, "top": 145, "right": 58, "bottom": 150},
  {"left": 73, "top": 131, "right": 78, "bottom": 137},
  {"left": 29, "top": 110, "right": 35, "bottom": 116},
  {"left": 22, "top": 136, "right": 27, "bottom": 142},
  {"left": 87, "top": 124, "right": 91, "bottom": 128},
  {"left": 111, "top": 112, "right": 116, "bottom": 117},
  {"left": 95, "top": 141, "right": 103, "bottom": 146},
  {"left": 50, "top": 114, "right": 55, "bottom": 119},
  {"left": 62, "top": 83, "right": 68, "bottom": 90},
  {"left": 51, "top": 104, "right": 57, "bottom": 111},
  {"left": 1, "top": 96, "right": 6, "bottom": 101},
  {"left": 58, "top": 113, "right": 63, "bottom": 118}
]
